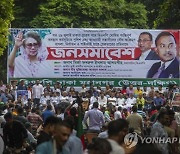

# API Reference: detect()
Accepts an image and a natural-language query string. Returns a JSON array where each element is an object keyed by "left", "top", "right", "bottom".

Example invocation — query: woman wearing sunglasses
[{"left": 8, "top": 31, "right": 52, "bottom": 77}]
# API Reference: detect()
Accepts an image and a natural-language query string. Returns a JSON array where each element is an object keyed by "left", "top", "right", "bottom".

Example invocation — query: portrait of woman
[{"left": 8, "top": 31, "right": 53, "bottom": 77}]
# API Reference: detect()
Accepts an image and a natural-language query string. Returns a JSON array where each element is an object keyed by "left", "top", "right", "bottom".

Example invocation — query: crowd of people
[{"left": 0, "top": 79, "right": 179, "bottom": 154}]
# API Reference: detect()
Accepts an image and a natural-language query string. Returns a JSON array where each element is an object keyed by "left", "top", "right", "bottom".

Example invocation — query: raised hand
[{"left": 14, "top": 31, "right": 25, "bottom": 48}]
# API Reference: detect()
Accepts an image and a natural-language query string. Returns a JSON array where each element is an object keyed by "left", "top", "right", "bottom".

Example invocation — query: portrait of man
[
  {"left": 147, "top": 31, "right": 179, "bottom": 78},
  {"left": 136, "top": 32, "right": 160, "bottom": 60}
]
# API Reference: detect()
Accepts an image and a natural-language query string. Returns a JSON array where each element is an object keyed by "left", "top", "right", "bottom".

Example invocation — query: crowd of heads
[{"left": 0, "top": 79, "right": 179, "bottom": 153}]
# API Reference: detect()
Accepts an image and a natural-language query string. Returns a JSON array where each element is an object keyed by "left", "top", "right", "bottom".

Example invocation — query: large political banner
[{"left": 8, "top": 28, "right": 179, "bottom": 80}]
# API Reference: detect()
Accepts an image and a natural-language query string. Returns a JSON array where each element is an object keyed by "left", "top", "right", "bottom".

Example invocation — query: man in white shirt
[
  {"left": 40, "top": 91, "right": 50, "bottom": 106},
  {"left": 114, "top": 106, "right": 122, "bottom": 120},
  {"left": 142, "top": 86, "right": 149, "bottom": 96},
  {"left": 108, "top": 92, "right": 116, "bottom": 106},
  {"left": 32, "top": 80, "right": 44, "bottom": 107},
  {"left": 80, "top": 84, "right": 87, "bottom": 93},
  {"left": 98, "top": 93, "right": 107, "bottom": 107},
  {"left": 60, "top": 91, "right": 70, "bottom": 103},
  {"left": 157, "top": 85, "right": 165, "bottom": 94},
  {"left": 90, "top": 94, "right": 98, "bottom": 107},
  {"left": 116, "top": 93, "right": 125, "bottom": 107},
  {"left": 125, "top": 93, "right": 136, "bottom": 108},
  {"left": 50, "top": 92, "right": 60, "bottom": 105},
  {"left": 136, "top": 32, "right": 159, "bottom": 60}
]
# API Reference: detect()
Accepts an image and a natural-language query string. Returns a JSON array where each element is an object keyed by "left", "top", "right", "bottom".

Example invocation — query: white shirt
[
  {"left": 40, "top": 95, "right": 50, "bottom": 105},
  {"left": 125, "top": 97, "right": 136, "bottom": 108},
  {"left": 50, "top": 96, "right": 59, "bottom": 104},
  {"left": 80, "top": 88, "right": 87, "bottom": 93},
  {"left": 32, "top": 84, "right": 44, "bottom": 99},
  {"left": 60, "top": 96, "right": 70, "bottom": 103},
  {"left": 139, "top": 49, "right": 151, "bottom": 60},
  {"left": 108, "top": 97, "right": 117, "bottom": 106},
  {"left": 98, "top": 130, "right": 108, "bottom": 138},
  {"left": 90, "top": 96, "right": 98, "bottom": 105},
  {"left": 158, "top": 89, "right": 164, "bottom": 94},
  {"left": 117, "top": 98, "right": 125, "bottom": 107},
  {"left": 114, "top": 111, "right": 122, "bottom": 120},
  {"left": 57, "top": 113, "right": 64, "bottom": 120},
  {"left": 160, "top": 58, "right": 174, "bottom": 69},
  {"left": 142, "top": 90, "right": 149, "bottom": 96},
  {"left": 53, "top": 88, "right": 61, "bottom": 96},
  {"left": 98, "top": 96, "right": 108, "bottom": 106},
  {"left": 108, "top": 139, "right": 125, "bottom": 154}
]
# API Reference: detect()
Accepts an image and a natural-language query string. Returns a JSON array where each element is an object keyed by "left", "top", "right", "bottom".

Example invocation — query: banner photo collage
[{"left": 8, "top": 28, "right": 179, "bottom": 80}]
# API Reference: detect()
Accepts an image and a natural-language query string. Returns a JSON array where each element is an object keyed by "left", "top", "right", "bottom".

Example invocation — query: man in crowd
[
  {"left": 27, "top": 107, "right": 43, "bottom": 134},
  {"left": 83, "top": 102, "right": 105, "bottom": 133},
  {"left": 147, "top": 31, "right": 179, "bottom": 78},
  {"left": 42, "top": 104, "right": 55, "bottom": 122},
  {"left": 127, "top": 105, "right": 143, "bottom": 136},
  {"left": 36, "top": 121, "right": 71, "bottom": 154},
  {"left": 153, "top": 91, "right": 164, "bottom": 107},
  {"left": 17, "top": 80, "right": 27, "bottom": 91},
  {"left": 32, "top": 80, "right": 44, "bottom": 107},
  {"left": 3, "top": 112, "right": 28, "bottom": 153},
  {"left": 37, "top": 116, "right": 62, "bottom": 145},
  {"left": 114, "top": 106, "right": 122, "bottom": 120},
  {"left": 98, "top": 92, "right": 108, "bottom": 107},
  {"left": 150, "top": 110, "right": 169, "bottom": 154},
  {"left": 107, "top": 119, "right": 129, "bottom": 154},
  {"left": 14, "top": 106, "right": 28, "bottom": 125},
  {"left": 136, "top": 32, "right": 160, "bottom": 60},
  {"left": 64, "top": 116, "right": 83, "bottom": 154}
]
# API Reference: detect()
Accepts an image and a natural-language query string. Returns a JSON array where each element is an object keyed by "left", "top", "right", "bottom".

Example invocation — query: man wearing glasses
[{"left": 136, "top": 32, "right": 160, "bottom": 60}]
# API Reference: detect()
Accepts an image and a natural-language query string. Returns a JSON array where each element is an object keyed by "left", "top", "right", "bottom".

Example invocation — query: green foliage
[
  {"left": 0, "top": 0, "right": 14, "bottom": 56},
  {"left": 30, "top": 0, "right": 148, "bottom": 28},
  {"left": 122, "top": 2, "right": 147, "bottom": 28},
  {"left": 0, "top": 49, "right": 7, "bottom": 82},
  {"left": 154, "top": 0, "right": 180, "bottom": 29},
  {"left": 11, "top": 0, "right": 45, "bottom": 28},
  {"left": 128, "top": 0, "right": 164, "bottom": 28},
  {"left": 130, "top": 0, "right": 179, "bottom": 29}
]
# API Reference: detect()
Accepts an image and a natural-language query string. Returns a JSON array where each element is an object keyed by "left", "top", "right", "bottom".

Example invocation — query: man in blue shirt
[
  {"left": 42, "top": 104, "right": 54, "bottom": 122},
  {"left": 83, "top": 102, "right": 105, "bottom": 133},
  {"left": 154, "top": 91, "right": 164, "bottom": 107}
]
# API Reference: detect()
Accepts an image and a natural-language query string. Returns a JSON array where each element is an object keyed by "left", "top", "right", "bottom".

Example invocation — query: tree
[
  {"left": 11, "top": 0, "right": 45, "bottom": 28},
  {"left": 0, "top": 49, "right": 7, "bottom": 82},
  {"left": 130, "top": 0, "right": 179, "bottom": 29},
  {"left": 154, "top": 0, "right": 180, "bottom": 29},
  {"left": 0, "top": 0, "right": 14, "bottom": 56},
  {"left": 30, "top": 0, "right": 148, "bottom": 28},
  {"left": 30, "top": 0, "right": 103, "bottom": 28}
]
